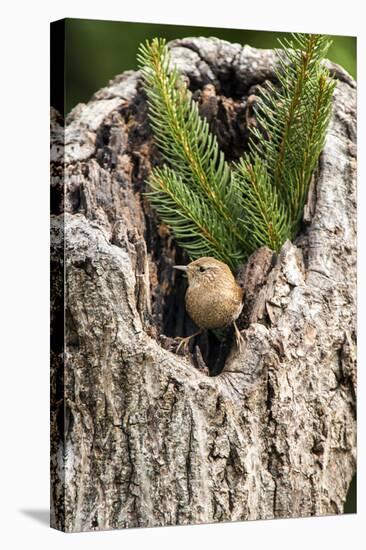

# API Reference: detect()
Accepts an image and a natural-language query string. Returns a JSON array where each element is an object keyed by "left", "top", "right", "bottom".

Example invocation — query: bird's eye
[{"left": 199, "top": 266, "right": 206, "bottom": 272}]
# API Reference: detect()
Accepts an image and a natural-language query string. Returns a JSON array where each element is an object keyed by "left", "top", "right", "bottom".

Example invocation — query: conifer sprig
[
  {"left": 138, "top": 34, "right": 335, "bottom": 268},
  {"left": 240, "top": 33, "right": 336, "bottom": 237},
  {"left": 233, "top": 156, "right": 292, "bottom": 252},
  {"left": 149, "top": 166, "right": 240, "bottom": 264},
  {"left": 138, "top": 39, "right": 249, "bottom": 268}
]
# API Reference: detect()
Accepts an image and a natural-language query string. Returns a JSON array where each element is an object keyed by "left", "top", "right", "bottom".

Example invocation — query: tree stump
[{"left": 50, "top": 37, "right": 357, "bottom": 532}]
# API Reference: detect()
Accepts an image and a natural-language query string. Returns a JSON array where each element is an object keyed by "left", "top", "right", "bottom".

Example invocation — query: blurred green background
[{"left": 64, "top": 18, "right": 356, "bottom": 115}]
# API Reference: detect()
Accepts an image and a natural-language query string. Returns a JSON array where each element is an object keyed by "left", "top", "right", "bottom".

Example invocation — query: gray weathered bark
[{"left": 50, "top": 37, "right": 356, "bottom": 532}]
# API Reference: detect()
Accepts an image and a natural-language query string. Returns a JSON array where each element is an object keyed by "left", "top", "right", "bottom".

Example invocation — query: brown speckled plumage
[{"left": 174, "top": 256, "right": 244, "bottom": 345}]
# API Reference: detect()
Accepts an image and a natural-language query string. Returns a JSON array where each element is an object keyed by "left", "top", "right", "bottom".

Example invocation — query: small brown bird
[{"left": 173, "top": 257, "right": 244, "bottom": 352}]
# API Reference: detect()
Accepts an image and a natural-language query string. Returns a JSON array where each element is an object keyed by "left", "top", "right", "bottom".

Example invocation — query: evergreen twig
[
  {"left": 240, "top": 34, "right": 336, "bottom": 240},
  {"left": 138, "top": 38, "right": 248, "bottom": 268},
  {"left": 138, "top": 34, "right": 335, "bottom": 268}
]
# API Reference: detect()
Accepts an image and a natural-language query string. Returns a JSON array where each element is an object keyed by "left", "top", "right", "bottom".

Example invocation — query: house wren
[{"left": 173, "top": 257, "right": 244, "bottom": 351}]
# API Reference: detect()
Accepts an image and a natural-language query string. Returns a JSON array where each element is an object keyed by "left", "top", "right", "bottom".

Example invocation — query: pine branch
[
  {"left": 148, "top": 166, "right": 245, "bottom": 266},
  {"left": 138, "top": 40, "right": 231, "bottom": 208},
  {"left": 273, "top": 34, "right": 325, "bottom": 188},
  {"left": 138, "top": 38, "right": 249, "bottom": 268},
  {"left": 138, "top": 34, "right": 335, "bottom": 265},
  {"left": 235, "top": 33, "right": 335, "bottom": 249},
  {"left": 234, "top": 155, "right": 292, "bottom": 252}
]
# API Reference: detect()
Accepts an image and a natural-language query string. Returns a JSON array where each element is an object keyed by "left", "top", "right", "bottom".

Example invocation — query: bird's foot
[
  {"left": 175, "top": 330, "right": 202, "bottom": 353},
  {"left": 233, "top": 321, "right": 245, "bottom": 353}
]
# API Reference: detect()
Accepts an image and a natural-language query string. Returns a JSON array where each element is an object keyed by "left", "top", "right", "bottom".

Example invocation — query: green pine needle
[
  {"left": 234, "top": 155, "right": 292, "bottom": 252},
  {"left": 242, "top": 33, "right": 336, "bottom": 243},
  {"left": 138, "top": 34, "right": 335, "bottom": 267}
]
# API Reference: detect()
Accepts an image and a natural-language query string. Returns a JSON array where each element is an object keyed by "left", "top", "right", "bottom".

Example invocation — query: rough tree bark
[{"left": 50, "top": 38, "right": 357, "bottom": 532}]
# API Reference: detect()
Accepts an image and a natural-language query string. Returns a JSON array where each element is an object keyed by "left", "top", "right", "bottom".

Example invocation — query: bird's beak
[{"left": 173, "top": 265, "right": 188, "bottom": 272}]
